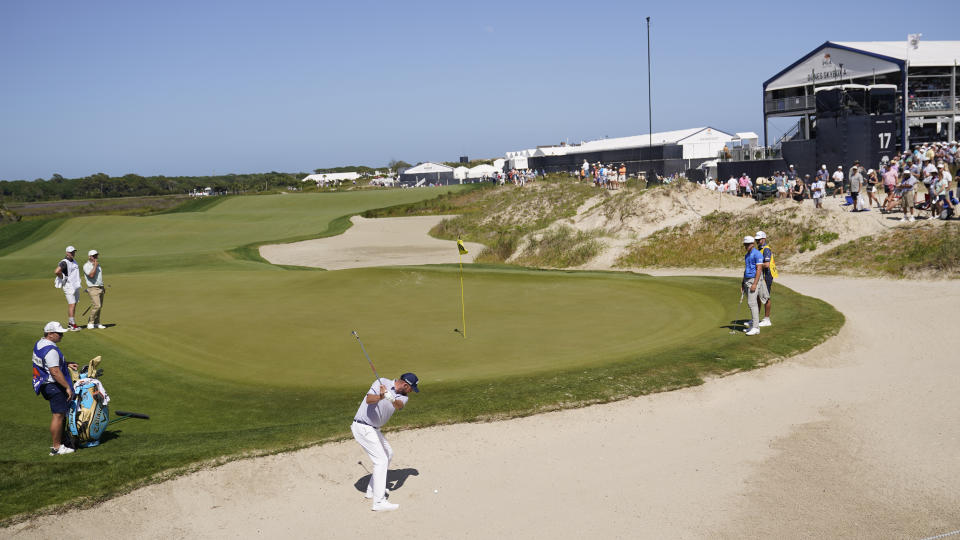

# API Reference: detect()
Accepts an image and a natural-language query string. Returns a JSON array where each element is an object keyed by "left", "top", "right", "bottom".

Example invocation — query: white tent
[
  {"left": 302, "top": 172, "right": 361, "bottom": 185},
  {"left": 467, "top": 164, "right": 498, "bottom": 179},
  {"left": 399, "top": 162, "right": 454, "bottom": 185},
  {"left": 453, "top": 166, "right": 469, "bottom": 181}
]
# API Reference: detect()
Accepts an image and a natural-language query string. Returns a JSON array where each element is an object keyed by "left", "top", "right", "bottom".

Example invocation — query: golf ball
[{"left": 434, "top": 489, "right": 438, "bottom": 493}]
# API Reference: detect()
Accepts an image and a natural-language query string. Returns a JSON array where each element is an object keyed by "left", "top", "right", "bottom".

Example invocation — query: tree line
[{"left": 2, "top": 171, "right": 317, "bottom": 202}]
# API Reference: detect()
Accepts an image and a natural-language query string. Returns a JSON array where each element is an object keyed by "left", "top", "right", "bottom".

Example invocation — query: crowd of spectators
[
  {"left": 575, "top": 161, "right": 628, "bottom": 189},
  {"left": 701, "top": 140, "right": 958, "bottom": 221}
]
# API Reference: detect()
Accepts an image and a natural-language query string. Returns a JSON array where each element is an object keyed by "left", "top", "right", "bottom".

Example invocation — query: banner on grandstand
[{"left": 766, "top": 46, "right": 901, "bottom": 91}]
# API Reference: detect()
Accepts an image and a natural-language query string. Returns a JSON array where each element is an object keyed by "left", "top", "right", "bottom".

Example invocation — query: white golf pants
[{"left": 351, "top": 422, "right": 393, "bottom": 503}]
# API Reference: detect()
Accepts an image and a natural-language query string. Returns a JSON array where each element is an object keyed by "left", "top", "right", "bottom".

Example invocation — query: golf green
[{"left": 0, "top": 188, "right": 843, "bottom": 521}]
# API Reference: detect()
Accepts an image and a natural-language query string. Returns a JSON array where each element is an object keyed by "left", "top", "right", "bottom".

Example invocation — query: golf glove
[{"left": 383, "top": 392, "right": 397, "bottom": 402}]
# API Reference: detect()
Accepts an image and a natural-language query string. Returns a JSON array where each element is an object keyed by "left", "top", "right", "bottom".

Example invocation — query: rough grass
[
  {"left": 151, "top": 195, "right": 230, "bottom": 214},
  {"left": 5, "top": 195, "right": 194, "bottom": 219},
  {"left": 515, "top": 226, "right": 604, "bottom": 268},
  {"left": 615, "top": 208, "right": 839, "bottom": 268},
  {"left": 809, "top": 223, "right": 960, "bottom": 278},
  {"left": 0, "top": 218, "right": 66, "bottom": 257}
]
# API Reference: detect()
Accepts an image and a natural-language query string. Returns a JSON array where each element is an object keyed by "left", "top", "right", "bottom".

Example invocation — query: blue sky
[{"left": 1, "top": 0, "right": 956, "bottom": 180}]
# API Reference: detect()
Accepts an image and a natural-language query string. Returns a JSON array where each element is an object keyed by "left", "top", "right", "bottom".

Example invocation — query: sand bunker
[{"left": 259, "top": 215, "right": 485, "bottom": 270}]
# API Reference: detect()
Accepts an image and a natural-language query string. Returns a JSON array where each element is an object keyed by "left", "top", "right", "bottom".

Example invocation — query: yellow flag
[{"left": 457, "top": 238, "right": 468, "bottom": 255}]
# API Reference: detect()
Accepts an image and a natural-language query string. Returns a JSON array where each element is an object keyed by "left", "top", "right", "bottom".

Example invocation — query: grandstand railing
[
  {"left": 718, "top": 146, "right": 782, "bottom": 161},
  {"left": 907, "top": 96, "right": 959, "bottom": 113},
  {"left": 774, "top": 120, "right": 802, "bottom": 148},
  {"left": 764, "top": 95, "right": 815, "bottom": 114}
]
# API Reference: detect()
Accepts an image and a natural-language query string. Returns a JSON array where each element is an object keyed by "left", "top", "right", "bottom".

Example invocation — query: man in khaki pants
[{"left": 83, "top": 249, "right": 106, "bottom": 329}]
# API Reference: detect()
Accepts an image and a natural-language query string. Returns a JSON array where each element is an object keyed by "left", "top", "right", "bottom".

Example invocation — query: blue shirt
[{"left": 743, "top": 247, "right": 763, "bottom": 279}]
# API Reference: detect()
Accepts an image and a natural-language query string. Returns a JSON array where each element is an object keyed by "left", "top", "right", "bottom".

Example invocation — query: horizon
[{"left": 2, "top": 0, "right": 956, "bottom": 181}]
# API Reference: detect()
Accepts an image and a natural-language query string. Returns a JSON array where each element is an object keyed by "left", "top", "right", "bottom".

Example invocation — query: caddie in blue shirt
[{"left": 741, "top": 236, "right": 769, "bottom": 335}]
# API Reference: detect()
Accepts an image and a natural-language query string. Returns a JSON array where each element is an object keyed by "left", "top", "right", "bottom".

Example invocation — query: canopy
[
  {"left": 403, "top": 162, "right": 453, "bottom": 174},
  {"left": 467, "top": 164, "right": 498, "bottom": 178},
  {"left": 453, "top": 166, "right": 469, "bottom": 180}
]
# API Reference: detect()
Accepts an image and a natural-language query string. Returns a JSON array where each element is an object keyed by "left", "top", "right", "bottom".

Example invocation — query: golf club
[
  {"left": 351, "top": 330, "right": 381, "bottom": 381},
  {"left": 115, "top": 410, "right": 149, "bottom": 419},
  {"left": 108, "top": 410, "right": 150, "bottom": 425}
]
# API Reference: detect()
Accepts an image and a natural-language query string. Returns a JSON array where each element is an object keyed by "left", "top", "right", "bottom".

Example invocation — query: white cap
[
  {"left": 88, "top": 249, "right": 98, "bottom": 256},
  {"left": 66, "top": 245, "right": 76, "bottom": 253},
  {"left": 743, "top": 235, "right": 755, "bottom": 244},
  {"left": 755, "top": 231, "right": 766, "bottom": 240},
  {"left": 44, "top": 321, "right": 68, "bottom": 334}
]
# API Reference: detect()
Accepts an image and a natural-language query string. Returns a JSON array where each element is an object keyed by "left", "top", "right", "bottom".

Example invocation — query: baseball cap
[
  {"left": 743, "top": 235, "right": 755, "bottom": 244},
  {"left": 88, "top": 249, "right": 98, "bottom": 256},
  {"left": 400, "top": 372, "right": 420, "bottom": 393},
  {"left": 44, "top": 321, "right": 68, "bottom": 334},
  {"left": 66, "top": 245, "right": 76, "bottom": 253},
  {"left": 755, "top": 231, "right": 766, "bottom": 240}
]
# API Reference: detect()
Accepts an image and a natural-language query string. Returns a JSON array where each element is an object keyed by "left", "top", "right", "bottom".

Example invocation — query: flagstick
[{"left": 458, "top": 250, "right": 466, "bottom": 338}]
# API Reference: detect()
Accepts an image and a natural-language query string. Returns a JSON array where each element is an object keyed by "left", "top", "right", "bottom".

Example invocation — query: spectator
[
  {"left": 739, "top": 173, "right": 751, "bottom": 197},
  {"left": 898, "top": 170, "right": 918, "bottom": 222},
  {"left": 865, "top": 168, "right": 880, "bottom": 209},
  {"left": 792, "top": 176, "right": 806, "bottom": 202},
  {"left": 775, "top": 171, "right": 786, "bottom": 199},
  {"left": 812, "top": 173, "right": 825, "bottom": 209},
  {"left": 816, "top": 164, "right": 829, "bottom": 187},
  {"left": 881, "top": 164, "right": 898, "bottom": 211},
  {"left": 831, "top": 166, "right": 845, "bottom": 197},
  {"left": 786, "top": 165, "right": 798, "bottom": 190},
  {"left": 849, "top": 166, "right": 863, "bottom": 211}
]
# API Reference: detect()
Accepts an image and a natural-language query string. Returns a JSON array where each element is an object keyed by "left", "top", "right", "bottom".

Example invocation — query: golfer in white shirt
[{"left": 352, "top": 372, "right": 419, "bottom": 511}]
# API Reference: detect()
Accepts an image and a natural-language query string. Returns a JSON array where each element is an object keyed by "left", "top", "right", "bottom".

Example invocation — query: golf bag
[{"left": 66, "top": 372, "right": 110, "bottom": 448}]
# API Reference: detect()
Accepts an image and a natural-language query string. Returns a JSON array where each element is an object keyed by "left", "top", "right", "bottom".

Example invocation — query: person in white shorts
[
  {"left": 54, "top": 246, "right": 82, "bottom": 331},
  {"left": 352, "top": 372, "right": 419, "bottom": 512}
]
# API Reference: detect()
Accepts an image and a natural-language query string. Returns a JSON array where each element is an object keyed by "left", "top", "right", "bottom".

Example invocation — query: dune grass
[
  {"left": 0, "top": 187, "right": 843, "bottom": 523},
  {"left": 615, "top": 208, "right": 839, "bottom": 268},
  {"left": 429, "top": 178, "right": 597, "bottom": 262},
  {"left": 809, "top": 223, "right": 960, "bottom": 278},
  {"left": 514, "top": 225, "right": 604, "bottom": 268}
]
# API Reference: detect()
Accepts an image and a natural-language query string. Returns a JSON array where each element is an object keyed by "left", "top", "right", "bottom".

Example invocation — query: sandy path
[
  {"left": 9, "top": 222, "right": 960, "bottom": 538},
  {"left": 259, "top": 215, "right": 485, "bottom": 270}
]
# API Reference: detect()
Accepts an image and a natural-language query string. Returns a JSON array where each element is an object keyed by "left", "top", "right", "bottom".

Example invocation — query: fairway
[{"left": 0, "top": 188, "right": 843, "bottom": 522}]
